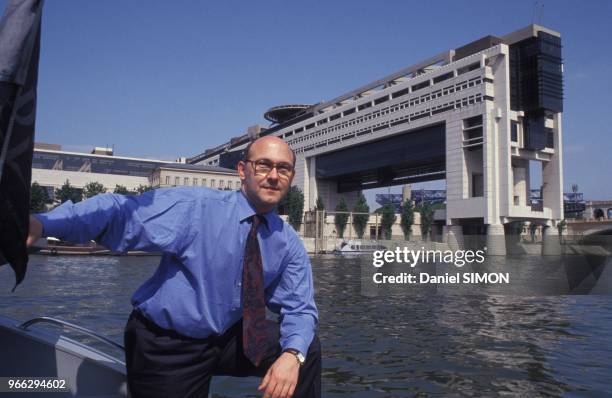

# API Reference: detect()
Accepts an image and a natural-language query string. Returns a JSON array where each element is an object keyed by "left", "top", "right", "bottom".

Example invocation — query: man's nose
[{"left": 266, "top": 166, "right": 280, "bottom": 181}]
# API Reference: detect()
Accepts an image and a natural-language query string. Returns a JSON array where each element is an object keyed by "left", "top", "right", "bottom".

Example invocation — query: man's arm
[
  {"left": 267, "top": 240, "right": 318, "bottom": 355},
  {"left": 260, "top": 235, "right": 318, "bottom": 398},
  {"left": 29, "top": 188, "right": 197, "bottom": 255}
]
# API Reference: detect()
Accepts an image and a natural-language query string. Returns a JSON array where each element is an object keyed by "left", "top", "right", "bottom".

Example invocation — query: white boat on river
[
  {"left": 333, "top": 240, "right": 386, "bottom": 254},
  {"left": 0, "top": 315, "right": 128, "bottom": 397}
]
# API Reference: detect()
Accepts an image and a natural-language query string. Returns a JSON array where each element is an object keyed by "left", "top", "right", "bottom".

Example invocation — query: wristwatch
[{"left": 283, "top": 348, "right": 305, "bottom": 366}]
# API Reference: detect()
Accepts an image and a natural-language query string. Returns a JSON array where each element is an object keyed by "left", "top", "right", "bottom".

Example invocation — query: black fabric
[
  {"left": 0, "top": 0, "right": 44, "bottom": 290},
  {"left": 124, "top": 310, "right": 321, "bottom": 398}
]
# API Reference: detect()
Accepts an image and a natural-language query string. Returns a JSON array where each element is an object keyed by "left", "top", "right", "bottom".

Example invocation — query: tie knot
[{"left": 251, "top": 214, "right": 264, "bottom": 228}]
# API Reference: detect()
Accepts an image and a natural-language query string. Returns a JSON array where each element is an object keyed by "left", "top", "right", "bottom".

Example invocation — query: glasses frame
[{"left": 244, "top": 159, "right": 294, "bottom": 179}]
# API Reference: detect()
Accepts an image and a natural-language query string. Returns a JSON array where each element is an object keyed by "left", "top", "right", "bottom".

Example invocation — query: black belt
[{"left": 130, "top": 309, "right": 217, "bottom": 342}]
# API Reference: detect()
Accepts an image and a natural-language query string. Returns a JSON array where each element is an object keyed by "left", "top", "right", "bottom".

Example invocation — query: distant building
[
  {"left": 376, "top": 188, "right": 585, "bottom": 217},
  {"left": 31, "top": 143, "right": 238, "bottom": 202},
  {"left": 376, "top": 190, "right": 446, "bottom": 211},
  {"left": 583, "top": 201, "right": 612, "bottom": 220},
  {"left": 150, "top": 163, "right": 239, "bottom": 190}
]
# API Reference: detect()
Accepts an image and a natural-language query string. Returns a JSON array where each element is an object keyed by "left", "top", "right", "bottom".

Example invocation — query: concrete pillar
[
  {"left": 542, "top": 225, "right": 562, "bottom": 256},
  {"left": 402, "top": 184, "right": 412, "bottom": 204},
  {"left": 307, "top": 157, "right": 317, "bottom": 211},
  {"left": 443, "top": 225, "right": 464, "bottom": 250},
  {"left": 486, "top": 224, "right": 506, "bottom": 255}
]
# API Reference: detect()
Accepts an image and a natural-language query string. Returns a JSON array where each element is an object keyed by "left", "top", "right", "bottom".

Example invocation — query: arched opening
[
  {"left": 594, "top": 208, "right": 604, "bottom": 219},
  {"left": 607, "top": 208, "right": 612, "bottom": 219}
]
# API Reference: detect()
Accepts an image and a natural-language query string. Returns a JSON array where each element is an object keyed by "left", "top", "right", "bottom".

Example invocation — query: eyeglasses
[{"left": 245, "top": 159, "right": 294, "bottom": 179}]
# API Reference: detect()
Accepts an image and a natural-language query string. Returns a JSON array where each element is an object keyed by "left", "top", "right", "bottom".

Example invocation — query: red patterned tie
[{"left": 242, "top": 214, "right": 267, "bottom": 366}]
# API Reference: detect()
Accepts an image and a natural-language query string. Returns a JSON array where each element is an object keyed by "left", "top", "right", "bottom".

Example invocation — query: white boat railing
[{"left": 19, "top": 316, "right": 124, "bottom": 351}]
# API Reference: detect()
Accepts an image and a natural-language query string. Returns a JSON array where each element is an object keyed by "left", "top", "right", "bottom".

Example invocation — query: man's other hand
[
  {"left": 258, "top": 352, "right": 300, "bottom": 398},
  {"left": 27, "top": 215, "right": 43, "bottom": 247}
]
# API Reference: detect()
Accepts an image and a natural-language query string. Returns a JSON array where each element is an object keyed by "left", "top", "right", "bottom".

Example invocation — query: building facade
[
  {"left": 150, "top": 163, "right": 240, "bottom": 190},
  {"left": 190, "top": 25, "right": 564, "bottom": 253},
  {"left": 32, "top": 144, "right": 239, "bottom": 202}
]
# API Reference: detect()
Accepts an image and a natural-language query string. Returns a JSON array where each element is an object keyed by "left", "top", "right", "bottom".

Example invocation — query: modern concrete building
[{"left": 190, "top": 25, "right": 564, "bottom": 253}]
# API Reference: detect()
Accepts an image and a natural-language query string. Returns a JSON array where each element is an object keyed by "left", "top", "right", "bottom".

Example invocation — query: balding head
[{"left": 243, "top": 136, "right": 296, "bottom": 166}]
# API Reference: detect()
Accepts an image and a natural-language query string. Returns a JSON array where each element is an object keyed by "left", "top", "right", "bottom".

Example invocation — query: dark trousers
[{"left": 124, "top": 311, "right": 321, "bottom": 398}]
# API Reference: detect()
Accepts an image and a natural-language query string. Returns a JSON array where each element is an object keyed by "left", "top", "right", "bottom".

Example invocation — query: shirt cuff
[
  {"left": 34, "top": 201, "right": 74, "bottom": 239},
  {"left": 281, "top": 335, "right": 308, "bottom": 358}
]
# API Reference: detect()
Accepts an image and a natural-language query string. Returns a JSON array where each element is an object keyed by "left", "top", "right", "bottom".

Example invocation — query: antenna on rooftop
[{"left": 532, "top": 0, "right": 544, "bottom": 25}]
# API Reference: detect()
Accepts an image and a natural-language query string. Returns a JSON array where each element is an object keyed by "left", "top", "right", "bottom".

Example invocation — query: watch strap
[{"left": 283, "top": 349, "right": 305, "bottom": 366}]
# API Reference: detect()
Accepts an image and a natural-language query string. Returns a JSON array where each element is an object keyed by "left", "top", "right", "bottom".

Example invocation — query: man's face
[{"left": 237, "top": 138, "right": 295, "bottom": 214}]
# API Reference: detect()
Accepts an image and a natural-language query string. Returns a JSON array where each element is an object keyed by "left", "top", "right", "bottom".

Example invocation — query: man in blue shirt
[{"left": 28, "top": 136, "right": 320, "bottom": 398}]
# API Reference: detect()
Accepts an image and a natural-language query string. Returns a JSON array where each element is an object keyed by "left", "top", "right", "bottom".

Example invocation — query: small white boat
[
  {"left": 334, "top": 240, "right": 386, "bottom": 254},
  {"left": 0, "top": 315, "right": 128, "bottom": 397}
]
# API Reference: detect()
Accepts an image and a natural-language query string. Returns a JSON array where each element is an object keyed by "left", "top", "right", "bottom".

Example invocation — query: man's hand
[
  {"left": 258, "top": 352, "right": 300, "bottom": 398},
  {"left": 26, "top": 215, "right": 43, "bottom": 247}
]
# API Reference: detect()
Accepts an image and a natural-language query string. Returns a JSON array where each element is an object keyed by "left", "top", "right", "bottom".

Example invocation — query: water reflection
[{"left": 1, "top": 255, "right": 611, "bottom": 396}]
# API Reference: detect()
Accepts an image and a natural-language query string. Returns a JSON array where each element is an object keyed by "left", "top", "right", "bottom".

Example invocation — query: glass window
[
  {"left": 511, "top": 121, "right": 519, "bottom": 142},
  {"left": 211, "top": 179, "right": 215, "bottom": 188},
  {"left": 184, "top": 177, "right": 189, "bottom": 185},
  {"left": 165, "top": 176, "right": 170, "bottom": 185},
  {"left": 193, "top": 178, "right": 198, "bottom": 186},
  {"left": 202, "top": 178, "right": 206, "bottom": 186},
  {"left": 392, "top": 88, "right": 410, "bottom": 98},
  {"left": 174, "top": 176, "right": 180, "bottom": 186}
]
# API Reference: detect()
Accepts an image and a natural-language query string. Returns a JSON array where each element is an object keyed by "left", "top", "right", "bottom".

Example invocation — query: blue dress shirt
[{"left": 35, "top": 188, "right": 318, "bottom": 355}]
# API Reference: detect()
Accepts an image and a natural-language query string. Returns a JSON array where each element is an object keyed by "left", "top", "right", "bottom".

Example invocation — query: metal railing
[{"left": 19, "top": 317, "right": 124, "bottom": 351}]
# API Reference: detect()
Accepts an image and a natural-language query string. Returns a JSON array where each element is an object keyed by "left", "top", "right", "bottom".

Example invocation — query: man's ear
[{"left": 237, "top": 160, "right": 246, "bottom": 182}]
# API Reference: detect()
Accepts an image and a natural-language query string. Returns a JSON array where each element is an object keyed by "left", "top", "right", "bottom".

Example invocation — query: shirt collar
[{"left": 236, "top": 190, "right": 274, "bottom": 227}]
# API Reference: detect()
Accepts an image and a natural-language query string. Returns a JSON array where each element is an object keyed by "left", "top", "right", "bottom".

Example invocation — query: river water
[{"left": 1, "top": 254, "right": 611, "bottom": 397}]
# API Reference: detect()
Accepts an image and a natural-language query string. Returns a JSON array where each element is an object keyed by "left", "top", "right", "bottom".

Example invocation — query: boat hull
[{"left": 0, "top": 315, "right": 128, "bottom": 397}]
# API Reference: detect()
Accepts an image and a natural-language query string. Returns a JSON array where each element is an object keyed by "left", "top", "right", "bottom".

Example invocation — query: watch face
[{"left": 297, "top": 352, "right": 305, "bottom": 364}]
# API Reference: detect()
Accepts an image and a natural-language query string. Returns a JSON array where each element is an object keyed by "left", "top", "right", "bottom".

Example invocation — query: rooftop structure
[{"left": 264, "top": 104, "right": 312, "bottom": 124}]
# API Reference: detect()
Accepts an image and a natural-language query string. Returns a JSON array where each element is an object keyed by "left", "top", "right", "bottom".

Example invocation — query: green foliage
[
  {"left": 30, "top": 182, "right": 48, "bottom": 212},
  {"left": 113, "top": 184, "right": 131, "bottom": 195},
  {"left": 380, "top": 203, "right": 397, "bottom": 240},
  {"left": 315, "top": 196, "right": 325, "bottom": 211},
  {"left": 417, "top": 201, "right": 434, "bottom": 240},
  {"left": 55, "top": 180, "right": 82, "bottom": 204},
  {"left": 557, "top": 219, "right": 567, "bottom": 234},
  {"left": 83, "top": 181, "right": 107, "bottom": 199},
  {"left": 334, "top": 198, "right": 349, "bottom": 238},
  {"left": 431, "top": 202, "right": 446, "bottom": 211},
  {"left": 352, "top": 194, "right": 370, "bottom": 239},
  {"left": 400, "top": 200, "right": 415, "bottom": 240},
  {"left": 136, "top": 184, "right": 154, "bottom": 194},
  {"left": 557, "top": 219, "right": 567, "bottom": 244},
  {"left": 286, "top": 186, "right": 305, "bottom": 231}
]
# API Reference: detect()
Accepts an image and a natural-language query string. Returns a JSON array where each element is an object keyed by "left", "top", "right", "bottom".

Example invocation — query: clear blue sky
[{"left": 3, "top": 0, "right": 611, "bottom": 201}]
